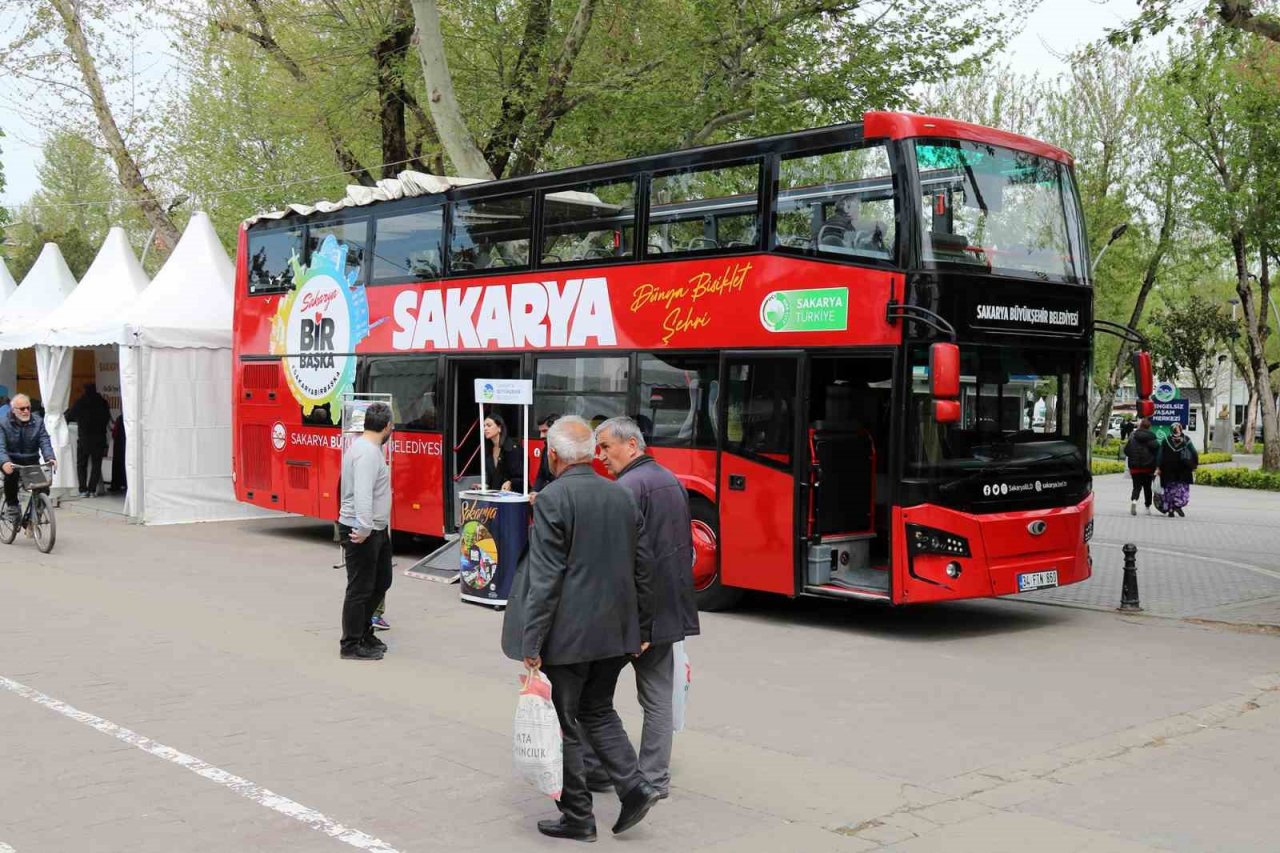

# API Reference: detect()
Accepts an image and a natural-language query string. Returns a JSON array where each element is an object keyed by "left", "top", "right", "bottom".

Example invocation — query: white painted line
[
  {"left": 1093, "top": 540, "right": 1280, "bottom": 581},
  {"left": 1, "top": 841, "right": 15, "bottom": 852},
  {"left": 0, "top": 676, "right": 402, "bottom": 853}
]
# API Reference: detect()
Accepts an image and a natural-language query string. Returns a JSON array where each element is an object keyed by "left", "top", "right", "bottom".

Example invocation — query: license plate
[{"left": 1018, "top": 570, "right": 1059, "bottom": 592}]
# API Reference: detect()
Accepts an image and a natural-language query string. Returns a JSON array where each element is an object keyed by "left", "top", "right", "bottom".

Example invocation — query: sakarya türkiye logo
[{"left": 270, "top": 235, "right": 370, "bottom": 424}]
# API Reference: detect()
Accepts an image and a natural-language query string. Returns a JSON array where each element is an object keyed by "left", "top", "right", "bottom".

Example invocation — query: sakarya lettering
[{"left": 392, "top": 278, "right": 616, "bottom": 350}]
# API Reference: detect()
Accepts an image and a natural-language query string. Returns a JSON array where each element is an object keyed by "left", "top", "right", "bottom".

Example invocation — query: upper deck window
[
  {"left": 247, "top": 225, "right": 302, "bottom": 294},
  {"left": 647, "top": 162, "right": 760, "bottom": 257},
  {"left": 916, "top": 140, "right": 1081, "bottom": 283},
  {"left": 308, "top": 220, "right": 369, "bottom": 286},
  {"left": 775, "top": 144, "right": 896, "bottom": 263},
  {"left": 450, "top": 194, "right": 533, "bottom": 273},
  {"left": 540, "top": 178, "right": 637, "bottom": 266},
  {"left": 373, "top": 208, "right": 444, "bottom": 282}
]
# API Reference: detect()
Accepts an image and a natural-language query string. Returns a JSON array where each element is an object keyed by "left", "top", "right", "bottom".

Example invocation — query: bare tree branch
[
  {"left": 1218, "top": 0, "right": 1280, "bottom": 42},
  {"left": 48, "top": 0, "right": 180, "bottom": 252}
]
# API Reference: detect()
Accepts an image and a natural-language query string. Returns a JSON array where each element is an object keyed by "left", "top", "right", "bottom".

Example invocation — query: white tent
[
  {"left": 34, "top": 227, "right": 149, "bottom": 492},
  {"left": 0, "top": 260, "right": 17, "bottom": 397},
  {"left": 121, "top": 212, "right": 277, "bottom": 524},
  {"left": 0, "top": 245, "right": 79, "bottom": 488}
]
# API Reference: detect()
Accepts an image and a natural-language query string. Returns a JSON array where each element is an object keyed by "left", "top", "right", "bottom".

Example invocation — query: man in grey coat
[
  {"left": 506, "top": 416, "right": 659, "bottom": 841},
  {"left": 589, "top": 416, "right": 699, "bottom": 799}
]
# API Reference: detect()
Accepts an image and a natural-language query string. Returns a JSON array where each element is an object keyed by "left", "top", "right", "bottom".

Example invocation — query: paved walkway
[
  {"left": 1018, "top": 474, "right": 1280, "bottom": 627},
  {"left": 1, "top": 508, "right": 1278, "bottom": 851}
]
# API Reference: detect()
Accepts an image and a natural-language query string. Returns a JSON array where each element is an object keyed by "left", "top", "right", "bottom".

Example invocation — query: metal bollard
[{"left": 1119, "top": 543, "right": 1142, "bottom": 611}]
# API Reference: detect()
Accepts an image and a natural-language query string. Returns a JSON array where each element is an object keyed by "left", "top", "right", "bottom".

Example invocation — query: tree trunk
[
  {"left": 1233, "top": 234, "right": 1280, "bottom": 469},
  {"left": 483, "top": 0, "right": 552, "bottom": 180},
  {"left": 50, "top": 0, "right": 180, "bottom": 253},
  {"left": 374, "top": 14, "right": 415, "bottom": 179},
  {"left": 409, "top": 0, "right": 495, "bottom": 180},
  {"left": 1089, "top": 169, "right": 1177, "bottom": 437}
]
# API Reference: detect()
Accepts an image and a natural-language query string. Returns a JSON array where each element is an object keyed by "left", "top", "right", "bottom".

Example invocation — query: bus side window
[
  {"left": 247, "top": 226, "right": 303, "bottom": 294},
  {"left": 648, "top": 161, "right": 760, "bottom": 256},
  {"left": 373, "top": 208, "right": 444, "bottom": 282},
  {"left": 450, "top": 194, "right": 533, "bottom": 273},
  {"left": 541, "top": 179, "right": 637, "bottom": 265},
  {"left": 533, "top": 356, "right": 629, "bottom": 434},
  {"left": 308, "top": 219, "right": 370, "bottom": 286},
  {"left": 776, "top": 144, "right": 895, "bottom": 262},
  {"left": 364, "top": 356, "right": 441, "bottom": 431},
  {"left": 637, "top": 353, "right": 718, "bottom": 450}
]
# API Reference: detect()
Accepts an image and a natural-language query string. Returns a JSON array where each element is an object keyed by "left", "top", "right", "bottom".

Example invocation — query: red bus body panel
[
  {"left": 718, "top": 455, "right": 796, "bottom": 595},
  {"left": 892, "top": 494, "right": 1093, "bottom": 604}
]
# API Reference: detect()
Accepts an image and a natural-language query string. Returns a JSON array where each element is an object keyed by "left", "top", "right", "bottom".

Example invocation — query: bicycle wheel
[
  {"left": 30, "top": 492, "right": 55, "bottom": 553},
  {"left": 0, "top": 501, "right": 16, "bottom": 544}
]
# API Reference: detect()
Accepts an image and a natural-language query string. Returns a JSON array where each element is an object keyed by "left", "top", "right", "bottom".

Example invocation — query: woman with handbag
[{"left": 1157, "top": 423, "right": 1198, "bottom": 517}]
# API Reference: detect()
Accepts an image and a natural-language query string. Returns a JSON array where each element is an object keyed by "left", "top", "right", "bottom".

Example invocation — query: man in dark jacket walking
[
  {"left": 588, "top": 416, "right": 699, "bottom": 800},
  {"left": 66, "top": 383, "right": 112, "bottom": 497},
  {"left": 0, "top": 394, "right": 57, "bottom": 517},
  {"left": 1123, "top": 417, "right": 1159, "bottom": 516},
  {"left": 507, "top": 415, "right": 659, "bottom": 841}
]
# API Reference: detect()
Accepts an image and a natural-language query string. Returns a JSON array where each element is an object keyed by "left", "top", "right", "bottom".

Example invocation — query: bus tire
[{"left": 690, "top": 498, "right": 742, "bottom": 612}]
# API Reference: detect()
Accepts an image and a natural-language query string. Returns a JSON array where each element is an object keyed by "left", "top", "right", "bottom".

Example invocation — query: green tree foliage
[
  {"left": 27, "top": 131, "right": 118, "bottom": 243},
  {"left": 1147, "top": 294, "right": 1238, "bottom": 451},
  {"left": 4, "top": 226, "right": 97, "bottom": 281}
]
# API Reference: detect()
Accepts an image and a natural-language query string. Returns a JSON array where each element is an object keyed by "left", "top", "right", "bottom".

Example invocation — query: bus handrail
[
  {"left": 453, "top": 444, "right": 481, "bottom": 483},
  {"left": 453, "top": 418, "right": 479, "bottom": 453}
]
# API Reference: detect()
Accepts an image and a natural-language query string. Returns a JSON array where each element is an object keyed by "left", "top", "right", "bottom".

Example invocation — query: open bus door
[
  {"left": 444, "top": 356, "right": 522, "bottom": 531},
  {"left": 715, "top": 353, "right": 805, "bottom": 598}
]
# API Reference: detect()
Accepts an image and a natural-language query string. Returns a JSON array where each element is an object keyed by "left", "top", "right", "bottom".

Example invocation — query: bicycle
[{"left": 1, "top": 463, "right": 57, "bottom": 553}]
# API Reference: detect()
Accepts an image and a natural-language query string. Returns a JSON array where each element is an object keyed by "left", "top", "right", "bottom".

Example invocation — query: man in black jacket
[
  {"left": 515, "top": 415, "right": 659, "bottom": 841},
  {"left": 66, "top": 383, "right": 112, "bottom": 497},
  {"left": 588, "top": 416, "right": 699, "bottom": 800},
  {"left": 1123, "top": 417, "right": 1159, "bottom": 516}
]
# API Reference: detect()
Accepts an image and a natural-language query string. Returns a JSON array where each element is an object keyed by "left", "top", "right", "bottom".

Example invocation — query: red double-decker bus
[{"left": 232, "top": 112, "right": 1152, "bottom": 610}]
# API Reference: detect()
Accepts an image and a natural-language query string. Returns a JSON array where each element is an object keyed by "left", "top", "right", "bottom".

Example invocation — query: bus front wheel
[{"left": 690, "top": 499, "right": 743, "bottom": 612}]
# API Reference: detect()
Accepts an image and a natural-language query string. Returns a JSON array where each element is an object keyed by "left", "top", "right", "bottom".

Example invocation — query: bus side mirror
[
  {"left": 1132, "top": 351, "right": 1153, "bottom": 400},
  {"left": 1137, "top": 400, "right": 1155, "bottom": 419},
  {"left": 933, "top": 399, "right": 961, "bottom": 424},
  {"left": 930, "top": 343, "right": 960, "bottom": 398}
]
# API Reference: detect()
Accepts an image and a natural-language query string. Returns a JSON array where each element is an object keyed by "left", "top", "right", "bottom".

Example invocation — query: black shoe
[
  {"left": 362, "top": 635, "right": 387, "bottom": 652},
  {"left": 537, "top": 817, "right": 597, "bottom": 842},
  {"left": 1175, "top": 507, "right": 1185, "bottom": 517},
  {"left": 612, "top": 782, "right": 659, "bottom": 835},
  {"left": 340, "top": 645, "right": 383, "bottom": 661}
]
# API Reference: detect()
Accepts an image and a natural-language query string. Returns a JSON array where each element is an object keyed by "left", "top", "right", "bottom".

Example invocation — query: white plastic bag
[
  {"left": 671, "top": 641, "right": 691, "bottom": 733},
  {"left": 513, "top": 670, "right": 562, "bottom": 799}
]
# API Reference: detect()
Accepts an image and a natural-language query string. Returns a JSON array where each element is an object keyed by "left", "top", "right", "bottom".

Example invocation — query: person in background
[
  {"left": 0, "top": 394, "right": 56, "bottom": 519},
  {"left": 1123, "top": 417, "right": 1159, "bottom": 516},
  {"left": 507, "top": 416, "right": 658, "bottom": 841},
  {"left": 530, "top": 413, "right": 560, "bottom": 503},
  {"left": 0, "top": 393, "right": 11, "bottom": 419},
  {"left": 1157, "top": 422, "right": 1198, "bottom": 518},
  {"left": 337, "top": 402, "right": 393, "bottom": 661},
  {"left": 66, "top": 382, "right": 112, "bottom": 497},
  {"left": 1119, "top": 416, "right": 1135, "bottom": 442},
  {"left": 109, "top": 416, "right": 126, "bottom": 493},
  {"left": 482, "top": 412, "right": 523, "bottom": 492},
  {"left": 586, "top": 416, "right": 699, "bottom": 801}
]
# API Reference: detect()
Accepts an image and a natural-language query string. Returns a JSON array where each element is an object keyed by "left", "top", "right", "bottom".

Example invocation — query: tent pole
[{"left": 136, "top": 346, "right": 144, "bottom": 524}]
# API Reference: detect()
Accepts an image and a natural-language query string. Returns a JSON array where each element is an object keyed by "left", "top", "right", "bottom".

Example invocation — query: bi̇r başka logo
[{"left": 270, "top": 235, "right": 370, "bottom": 424}]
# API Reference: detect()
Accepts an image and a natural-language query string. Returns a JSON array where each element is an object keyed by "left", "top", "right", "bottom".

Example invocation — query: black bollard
[{"left": 1119, "top": 543, "right": 1142, "bottom": 611}]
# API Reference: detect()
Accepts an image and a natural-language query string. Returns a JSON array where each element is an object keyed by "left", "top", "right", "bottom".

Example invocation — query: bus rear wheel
[{"left": 690, "top": 499, "right": 743, "bottom": 612}]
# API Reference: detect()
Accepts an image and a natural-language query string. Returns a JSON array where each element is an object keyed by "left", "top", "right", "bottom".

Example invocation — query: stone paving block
[
  {"left": 971, "top": 778, "right": 1062, "bottom": 809},
  {"left": 882, "top": 811, "right": 1167, "bottom": 852},
  {"left": 911, "top": 797, "right": 993, "bottom": 826}
]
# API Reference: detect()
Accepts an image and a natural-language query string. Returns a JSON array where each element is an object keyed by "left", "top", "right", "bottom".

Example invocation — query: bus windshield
[
  {"left": 908, "top": 345, "right": 1088, "bottom": 482},
  {"left": 916, "top": 139, "right": 1083, "bottom": 282}
]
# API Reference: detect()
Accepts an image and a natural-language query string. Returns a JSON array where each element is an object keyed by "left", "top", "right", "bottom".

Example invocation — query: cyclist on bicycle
[{"left": 0, "top": 394, "right": 56, "bottom": 520}]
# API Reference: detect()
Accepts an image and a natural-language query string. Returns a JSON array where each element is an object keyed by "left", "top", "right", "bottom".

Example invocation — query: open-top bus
[{"left": 232, "top": 112, "right": 1153, "bottom": 610}]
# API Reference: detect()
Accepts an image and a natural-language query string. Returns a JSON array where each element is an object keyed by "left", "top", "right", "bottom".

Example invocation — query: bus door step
[{"left": 404, "top": 534, "right": 462, "bottom": 584}]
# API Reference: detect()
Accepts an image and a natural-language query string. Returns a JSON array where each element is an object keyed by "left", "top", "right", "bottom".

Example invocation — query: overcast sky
[{"left": 0, "top": 0, "right": 1144, "bottom": 210}]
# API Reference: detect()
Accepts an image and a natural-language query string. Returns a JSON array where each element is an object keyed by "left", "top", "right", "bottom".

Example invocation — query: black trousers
[
  {"left": 338, "top": 525, "right": 393, "bottom": 652},
  {"left": 1130, "top": 473, "right": 1154, "bottom": 506},
  {"left": 3, "top": 469, "right": 19, "bottom": 506},
  {"left": 110, "top": 431, "right": 126, "bottom": 491},
  {"left": 543, "top": 656, "right": 645, "bottom": 826},
  {"left": 77, "top": 440, "right": 105, "bottom": 494}
]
